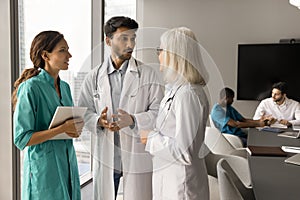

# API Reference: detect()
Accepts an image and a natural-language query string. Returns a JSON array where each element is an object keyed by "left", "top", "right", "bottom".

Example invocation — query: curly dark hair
[
  {"left": 220, "top": 87, "right": 235, "bottom": 99},
  {"left": 104, "top": 16, "right": 138, "bottom": 38},
  {"left": 272, "top": 82, "right": 288, "bottom": 94}
]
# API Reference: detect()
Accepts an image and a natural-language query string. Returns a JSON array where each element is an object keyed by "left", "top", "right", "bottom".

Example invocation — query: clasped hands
[
  {"left": 260, "top": 115, "right": 276, "bottom": 126},
  {"left": 98, "top": 107, "right": 134, "bottom": 131},
  {"left": 261, "top": 115, "right": 291, "bottom": 127}
]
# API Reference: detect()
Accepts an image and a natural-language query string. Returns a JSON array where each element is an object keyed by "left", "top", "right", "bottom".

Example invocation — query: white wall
[
  {"left": 0, "top": 0, "right": 13, "bottom": 199},
  {"left": 137, "top": 0, "right": 300, "bottom": 117}
]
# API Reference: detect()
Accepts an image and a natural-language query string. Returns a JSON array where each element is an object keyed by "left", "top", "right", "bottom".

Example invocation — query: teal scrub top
[
  {"left": 211, "top": 103, "right": 246, "bottom": 137},
  {"left": 13, "top": 69, "right": 81, "bottom": 200}
]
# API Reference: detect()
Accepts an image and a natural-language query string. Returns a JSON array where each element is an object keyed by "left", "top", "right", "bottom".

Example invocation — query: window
[
  {"left": 16, "top": 0, "right": 136, "bottom": 197},
  {"left": 104, "top": 0, "right": 136, "bottom": 55}
]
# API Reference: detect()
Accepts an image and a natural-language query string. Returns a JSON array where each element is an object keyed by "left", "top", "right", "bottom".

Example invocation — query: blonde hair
[{"left": 160, "top": 27, "right": 208, "bottom": 85}]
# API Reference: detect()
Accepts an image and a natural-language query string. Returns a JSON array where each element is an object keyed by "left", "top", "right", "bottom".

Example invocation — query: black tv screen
[{"left": 237, "top": 43, "right": 300, "bottom": 102}]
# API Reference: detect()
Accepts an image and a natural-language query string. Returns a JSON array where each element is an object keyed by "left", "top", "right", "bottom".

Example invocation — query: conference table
[{"left": 247, "top": 128, "right": 300, "bottom": 200}]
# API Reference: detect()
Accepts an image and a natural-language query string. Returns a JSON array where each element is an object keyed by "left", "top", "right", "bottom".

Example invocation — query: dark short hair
[
  {"left": 272, "top": 82, "right": 287, "bottom": 94},
  {"left": 104, "top": 16, "right": 139, "bottom": 38},
  {"left": 220, "top": 87, "right": 235, "bottom": 99}
]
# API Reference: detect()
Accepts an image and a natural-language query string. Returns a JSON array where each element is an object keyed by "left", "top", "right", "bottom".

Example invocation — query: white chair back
[
  {"left": 217, "top": 157, "right": 255, "bottom": 200},
  {"left": 205, "top": 127, "right": 247, "bottom": 158},
  {"left": 209, "top": 114, "right": 244, "bottom": 148},
  {"left": 205, "top": 127, "right": 235, "bottom": 154},
  {"left": 223, "top": 134, "right": 244, "bottom": 149},
  {"left": 209, "top": 114, "right": 217, "bottom": 128}
]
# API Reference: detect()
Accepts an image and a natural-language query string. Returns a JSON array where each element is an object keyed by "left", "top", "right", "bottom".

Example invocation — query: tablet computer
[{"left": 49, "top": 106, "right": 87, "bottom": 140}]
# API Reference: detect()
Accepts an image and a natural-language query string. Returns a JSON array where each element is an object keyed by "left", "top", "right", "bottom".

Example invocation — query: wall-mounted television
[{"left": 237, "top": 43, "right": 300, "bottom": 102}]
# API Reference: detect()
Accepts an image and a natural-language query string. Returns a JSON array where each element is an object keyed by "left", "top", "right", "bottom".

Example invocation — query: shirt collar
[
  {"left": 273, "top": 97, "right": 290, "bottom": 107},
  {"left": 39, "top": 69, "right": 60, "bottom": 86},
  {"left": 107, "top": 57, "right": 129, "bottom": 75}
]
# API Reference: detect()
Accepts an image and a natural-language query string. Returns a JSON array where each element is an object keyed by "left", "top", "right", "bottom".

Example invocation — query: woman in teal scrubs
[{"left": 12, "top": 31, "right": 84, "bottom": 200}]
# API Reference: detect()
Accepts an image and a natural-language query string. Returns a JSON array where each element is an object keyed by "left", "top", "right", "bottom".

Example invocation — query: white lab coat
[
  {"left": 146, "top": 83, "right": 209, "bottom": 200},
  {"left": 78, "top": 57, "right": 164, "bottom": 200}
]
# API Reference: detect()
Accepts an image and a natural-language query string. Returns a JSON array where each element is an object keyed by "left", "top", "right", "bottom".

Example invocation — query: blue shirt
[
  {"left": 211, "top": 103, "right": 246, "bottom": 137},
  {"left": 107, "top": 58, "right": 129, "bottom": 173}
]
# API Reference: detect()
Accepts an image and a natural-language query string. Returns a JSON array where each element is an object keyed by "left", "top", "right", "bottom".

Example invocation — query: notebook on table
[
  {"left": 260, "top": 127, "right": 284, "bottom": 133},
  {"left": 247, "top": 145, "right": 287, "bottom": 157}
]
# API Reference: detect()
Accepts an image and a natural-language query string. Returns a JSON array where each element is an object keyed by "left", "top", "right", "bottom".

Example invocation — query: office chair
[
  {"left": 209, "top": 115, "right": 244, "bottom": 149},
  {"left": 204, "top": 127, "right": 247, "bottom": 158},
  {"left": 204, "top": 149, "right": 227, "bottom": 200},
  {"left": 217, "top": 157, "right": 255, "bottom": 200},
  {"left": 204, "top": 149, "right": 249, "bottom": 200}
]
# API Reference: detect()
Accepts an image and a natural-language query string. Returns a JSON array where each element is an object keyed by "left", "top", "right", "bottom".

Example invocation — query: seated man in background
[
  {"left": 211, "top": 87, "right": 267, "bottom": 146},
  {"left": 253, "top": 82, "right": 300, "bottom": 127}
]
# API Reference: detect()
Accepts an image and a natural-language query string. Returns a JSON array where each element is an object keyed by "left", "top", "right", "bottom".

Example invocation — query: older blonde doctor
[
  {"left": 78, "top": 16, "right": 164, "bottom": 200},
  {"left": 141, "top": 27, "right": 210, "bottom": 200}
]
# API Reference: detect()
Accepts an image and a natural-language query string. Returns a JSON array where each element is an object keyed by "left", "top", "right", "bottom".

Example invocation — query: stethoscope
[
  {"left": 93, "top": 58, "right": 140, "bottom": 99},
  {"left": 156, "top": 85, "right": 183, "bottom": 130}
]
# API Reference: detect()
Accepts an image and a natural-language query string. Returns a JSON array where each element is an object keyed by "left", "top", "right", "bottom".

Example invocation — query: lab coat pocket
[
  {"left": 122, "top": 86, "right": 139, "bottom": 112},
  {"left": 130, "top": 142, "right": 153, "bottom": 173},
  {"left": 30, "top": 150, "right": 61, "bottom": 193},
  {"left": 93, "top": 91, "right": 104, "bottom": 115}
]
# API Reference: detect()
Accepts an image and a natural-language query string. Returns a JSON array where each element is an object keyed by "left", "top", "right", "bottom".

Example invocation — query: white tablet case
[{"left": 48, "top": 106, "right": 87, "bottom": 140}]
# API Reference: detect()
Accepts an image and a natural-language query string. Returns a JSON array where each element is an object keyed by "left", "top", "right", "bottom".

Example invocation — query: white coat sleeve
[
  {"left": 146, "top": 91, "right": 201, "bottom": 165},
  {"left": 78, "top": 71, "right": 101, "bottom": 133}
]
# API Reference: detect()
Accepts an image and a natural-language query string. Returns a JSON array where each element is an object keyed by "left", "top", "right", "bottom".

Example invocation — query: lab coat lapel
[
  {"left": 98, "top": 60, "right": 113, "bottom": 118},
  {"left": 120, "top": 58, "right": 139, "bottom": 108},
  {"left": 156, "top": 83, "right": 182, "bottom": 129}
]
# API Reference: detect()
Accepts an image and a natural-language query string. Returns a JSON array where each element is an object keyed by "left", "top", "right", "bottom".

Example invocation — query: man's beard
[
  {"left": 274, "top": 96, "right": 284, "bottom": 103},
  {"left": 114, "top": 47, "right": 133, "bottom": 61}
]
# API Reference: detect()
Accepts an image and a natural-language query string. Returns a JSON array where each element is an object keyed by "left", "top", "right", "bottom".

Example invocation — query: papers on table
[
  {"left": 282, "top": 146, "right": 300, "bottom": 166},
  {"left": 278, "top": 131, "right": 300, "bottom": 139},
  {"left": 270, "top": 123, "right": 288, "bottom": 129},
  {"left": 281, "top": 146, "right": 300, "bottom": 154},
  {"left": 285, "top": 153, "right": 300, "bottom": 166}
]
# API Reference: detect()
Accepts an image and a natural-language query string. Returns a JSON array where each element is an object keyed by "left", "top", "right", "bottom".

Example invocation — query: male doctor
[{"left": 78, "top": 16, "right": 164, "bottom": 200}]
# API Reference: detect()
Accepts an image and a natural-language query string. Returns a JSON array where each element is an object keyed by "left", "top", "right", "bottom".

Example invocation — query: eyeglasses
[{"left": 156, "top": 47, "right": 163, "bottom": 56}]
